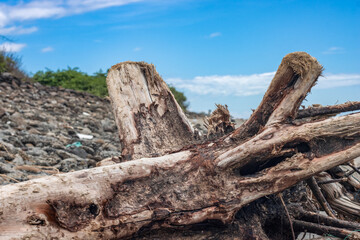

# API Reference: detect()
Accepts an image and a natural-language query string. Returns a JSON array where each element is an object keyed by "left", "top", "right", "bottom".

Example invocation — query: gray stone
[
  {"left": 0, "top": 106, "right": 5, "bottom": 118},
  {"left": 0, "top": 162, "right": 14, "bottom": 174},
  {"left": 12, "top": 154, "right": 24, "bottom": 165},
  {"left": 99, "top": 150, "right": 121, "bottom": 159},
  {"left": 26, "top": 147, "right": 47, "bottom": 157},
  {"left": 101, "top": 118, "right": 116, "bottom": 132},
  {"left": 68, "top": 147, "right": 88, "bottom": 159},
  {"left": 56, "top": 150, "right": 82, "bottom": 160},
  {"left": 102, "top": 143, "right": 120, "bottom": 152},
  {"left": 9, "top": 112, "right": 26, "bottom": 126},
  {"left": 57, "top": 158, "right": 89, "bottom": 172}
]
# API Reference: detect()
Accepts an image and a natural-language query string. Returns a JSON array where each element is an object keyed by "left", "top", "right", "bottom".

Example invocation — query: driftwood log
[{"left": 0, "top": 52, "right": 360, "bottom": 239}]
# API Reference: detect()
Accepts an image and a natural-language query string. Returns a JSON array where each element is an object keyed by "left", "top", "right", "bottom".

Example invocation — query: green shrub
[
  {"left": 0, "top": 51, "right": 28, "bottom": 79},
  {"left": 33, "top": 67, "right": 189, "bottom": 111},
  {"left": 32, "top": 67, "right": 108, "bottom": 97}
]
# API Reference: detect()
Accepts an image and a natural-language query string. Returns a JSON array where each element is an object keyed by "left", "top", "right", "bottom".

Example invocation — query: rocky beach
[{"left": 0, "top": 72, "right": 122, "bottom": 184}]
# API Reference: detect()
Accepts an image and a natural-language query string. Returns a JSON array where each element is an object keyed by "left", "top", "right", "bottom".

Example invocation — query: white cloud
[
  {"left": 66, "top": 0, "right": 143, "bottom": 13},
  {"left": 316, "top": 73, "right": 360, "bottom": 89},
  {"left": 207, "top": 32, "right": 221, "bottom": 38},
  {"left": 0, "top": 26, "right": 38, "bottom": 35},
  {"left": 167, "top": 72, "right": 360, "bottom": 97},
  {"left": 167, "top": 72, "right": 274, "bottom": 96},
  {"left": 0, "top": 42, "right": 26, "bottom": 52},
  {"left": 323, "top": 46, "right": 344, "bottom": 55},
  {"left": 0, "top": 10, "right": 7, "bottom": 27},
  {"left": 41, "top": 46, "right": 54, "bottom": 52},
  {"left": 0, "top": 0, "right": 142, "bottom": 25},
  {"left": 133, "top": 47, "right": 141, "bottom": 51},
  {"left": 0, "top": 0, "right": 143, "bottom": 34}
]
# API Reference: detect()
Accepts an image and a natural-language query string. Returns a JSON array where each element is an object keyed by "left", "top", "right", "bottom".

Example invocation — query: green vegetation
[
  {"left": 169, "top": 86, "right": 189, "bottom": 111},
  {"left": 32, "top": 67, "right": 108, "bottom": 97},
  {"left": 32, "top": 67, "right": 189, "bottom": 111},
  {"left": 0, "top": 51, "right": 28, "bottom": 79}
]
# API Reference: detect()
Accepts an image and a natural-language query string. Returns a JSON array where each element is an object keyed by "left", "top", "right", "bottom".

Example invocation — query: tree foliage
[{"left": 169, "top": 86, "right": 189, "bottom": 111}]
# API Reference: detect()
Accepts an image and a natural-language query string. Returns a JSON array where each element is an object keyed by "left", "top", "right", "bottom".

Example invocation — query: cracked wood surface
[{"left": 106, "top": 61, "right": 195, "bottom": 160}]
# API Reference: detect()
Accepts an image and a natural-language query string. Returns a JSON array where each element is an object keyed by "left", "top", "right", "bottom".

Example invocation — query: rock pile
[{"left": 0, "top": 73, "right": 121, "bottom": 185}]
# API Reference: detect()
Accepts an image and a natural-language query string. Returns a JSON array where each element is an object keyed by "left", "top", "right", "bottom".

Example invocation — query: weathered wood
[
  {"left": 297, "top": 101, "right": 360, "bottom": 119},
  {"left": 292, "top": 220, "right": 360, "bottom": 239},
  {"left": 316, "top": 172, "right": 360, "bottom": 218},
  {"left": 0, "top": 113, "right": 359, "bottom": 239},
  {"left": 295, "top": 208, "right": 360, "bottom": 230},
  {"left": 0, "top": 52, "right": 359, "bottom": 239},
  {"left": 306, "top": 177, "right": 337, "bottom": 218},
  {"left": 230, "top": 52, "right": 323, "bottom": 143},
  {"left": 106, "top": 61, "right": 195, "bottom": 160}
]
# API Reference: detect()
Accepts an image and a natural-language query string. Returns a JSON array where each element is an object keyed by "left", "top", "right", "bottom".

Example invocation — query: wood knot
[{"left": 26, "top": 214, "right": 46, "bottom": 226}]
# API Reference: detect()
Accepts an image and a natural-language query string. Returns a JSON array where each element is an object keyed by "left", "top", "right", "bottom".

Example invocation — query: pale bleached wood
[
  {"left": 316, "top": 172, "right": 360, "bottom": 218},
  {"left": 217, "top": 113, "right": 360, "bottom": 169},
  {"left": 106, "top": 62, "right": 194, "bottom": 160}
]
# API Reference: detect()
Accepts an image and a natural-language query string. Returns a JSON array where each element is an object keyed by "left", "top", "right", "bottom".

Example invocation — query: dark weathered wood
[
  {"left": 230, "top": 52, "right": 323, "bottom": 143},
  {"left": 295, "top": 208, "right": 360, "bottom": 230},
  {"left": 297, "top": 101, "right": 360, "bottom": 119},
  {"left": 306, "top": 177, "right": 337, "bottom": 218},
  {"left": 292, "top": 220, "right": 360, "bottom": 239}
]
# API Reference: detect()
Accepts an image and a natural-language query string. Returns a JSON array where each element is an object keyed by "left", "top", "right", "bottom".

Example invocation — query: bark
[
  {"left": 297, "top": 101, "right": 360, "bottom": 119},
  {"left": 0, "top": 52, "right": 359, "bottom": 239}
]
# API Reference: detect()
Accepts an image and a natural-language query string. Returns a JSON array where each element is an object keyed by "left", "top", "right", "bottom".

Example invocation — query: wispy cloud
[
  {"left": 0, "top": 42, "right": 26, "bottom": 52},
  {"left": 41, "top": 46, "right": 54, "bottom": 53},
  {"left": 133, "top": 47, "right": 141, "bottom": 51},
  {"left": 0, "top": 0, "right": 143, "bottom": 35},
  {"left": 323, "top": 46, "right": 345, "bottom": 55},
  {"left": 167, "top": 72, "right": 274, "bottom": 96},
  {"left": 316, "top": 73, "right": 360, "bottom": 89},
  {"left": 0, "top": 1, "right": 142, "bottom": 24},
  {"left": 207, "top": 32, "right": 221, "bottom": 38},
  {"left": 167, "top": 72, "right": 360, "bottom": 97},
  {"left": 0, "top": 26, "right": 38, "bottom": 35}
]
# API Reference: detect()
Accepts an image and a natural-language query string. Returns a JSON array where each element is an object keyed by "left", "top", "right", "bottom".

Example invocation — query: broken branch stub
[
  {"left": 106, "top": 61, "right": 195, "bottom": 160},
  {"left": 230, "top": 52, "right": 323, "bottom": 142}
]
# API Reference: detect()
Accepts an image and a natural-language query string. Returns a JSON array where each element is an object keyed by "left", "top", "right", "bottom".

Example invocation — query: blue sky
[{"left": 0, "top": 0, "right": 359, "bottom": 117}]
